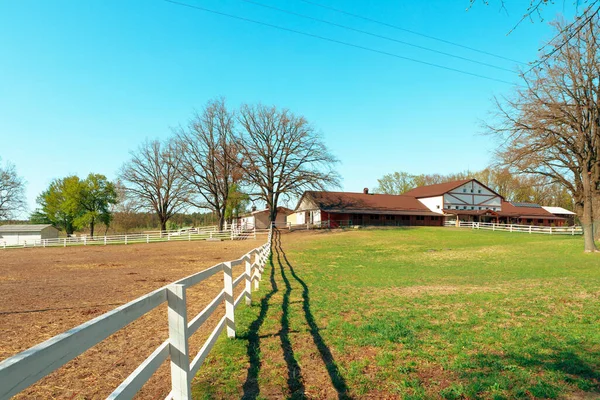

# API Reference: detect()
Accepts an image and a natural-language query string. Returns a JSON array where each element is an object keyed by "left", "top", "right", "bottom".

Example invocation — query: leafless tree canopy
[
  {"left": 487, "top": 17, "right": 600, "bottom": 251},
  {"left": 174, "top": 98, "right": 242, "bottom": 229},
  {"left": 0, "top": 159, "right": 26, "bottom": 220},
  {"left": 236, "top": 104, "right": 340, "bottom": 222},
  {"left": 119, "top": 139, "right": 191, "bottom": 231}
]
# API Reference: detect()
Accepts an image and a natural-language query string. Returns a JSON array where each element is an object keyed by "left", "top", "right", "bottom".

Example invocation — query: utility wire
[
  {"left": 164, "top": 0, "right": 518, "bottom": 86},
  {"left": 298, "top": 0, "right": 526, "bottom": 66},
  {"left": 240, "top": 0, "right": 515, "bottom": 73}
]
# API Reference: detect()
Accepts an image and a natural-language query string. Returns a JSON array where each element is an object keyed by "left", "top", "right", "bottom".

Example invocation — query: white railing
[
  {"left": 0, "top": 226, "right": 271, "bottom": 250},
  {"left": 445, "top": 220, "right": 583, "bottom": 235},
  {"left": 287, "top": 221, "right": 332, "bottom": 231},
  {"left": 0, "top": 227, "right": 273, "bottom": 400}
]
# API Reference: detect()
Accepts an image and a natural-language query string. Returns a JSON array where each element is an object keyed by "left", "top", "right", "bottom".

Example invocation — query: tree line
[
  {"left": 374, "top": 168, "right": 573, "bottom": 210},
  {"left": 118, "top": 99, "right": 340, "bottom": 231},
  {"left": 0, "top": 100, "right": 340, "bottom": 236}
]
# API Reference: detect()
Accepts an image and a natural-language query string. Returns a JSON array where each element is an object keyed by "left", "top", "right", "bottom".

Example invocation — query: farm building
[
  {"left": 289, "top": 179, "right": 572, "bottom": 227},
  {"left": 0, "top": 224, "right": 59, "bottom": 246},
  {"left": 542, "top": 206, "right": 577, "bottom": 225},
  {"left": 290, "top": 189, "right": 445, "bottom": 227},
  {"left": 235, "top": 207, "right": 293, "bottom": 229}
]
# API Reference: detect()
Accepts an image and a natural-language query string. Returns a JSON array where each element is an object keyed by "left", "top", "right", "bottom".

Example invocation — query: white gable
[{"left": 443, "top": 181, "right": 502, "bottom": 211}]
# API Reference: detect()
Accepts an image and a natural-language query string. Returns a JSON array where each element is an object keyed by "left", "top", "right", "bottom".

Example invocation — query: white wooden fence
[
  {"left": 445, "top": 220, "right": 583, "bottom": 235},
  {"left": 0, "top": 226, "right": 269, "bottom": 250},
  {"left": 0, "top": 228, "right": 273, "bottom": 399}
]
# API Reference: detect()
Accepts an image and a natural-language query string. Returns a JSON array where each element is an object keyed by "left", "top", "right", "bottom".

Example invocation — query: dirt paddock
[{"left": 0, "top": 238, "right": 266, "bottom": 399}]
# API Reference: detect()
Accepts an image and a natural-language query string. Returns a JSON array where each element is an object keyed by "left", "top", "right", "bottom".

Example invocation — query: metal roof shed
[{"left": 0, "top": 224, "right": 59, "bottom": 246}]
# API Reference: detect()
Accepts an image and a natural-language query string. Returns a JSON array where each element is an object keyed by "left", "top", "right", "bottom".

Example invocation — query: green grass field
[{"left": 193, "top": 227, "right": 600, "bottom": 399}]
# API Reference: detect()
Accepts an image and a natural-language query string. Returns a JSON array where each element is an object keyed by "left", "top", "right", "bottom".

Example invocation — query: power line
[
  {"left": 164, "top": 0, "right": 518, "bottom": 86},
  {"left": 298, "top": 0, "right": 527, "bottom": 66},
  {"left": 239, "top": 0, "right": 516, "bottom": 73}
]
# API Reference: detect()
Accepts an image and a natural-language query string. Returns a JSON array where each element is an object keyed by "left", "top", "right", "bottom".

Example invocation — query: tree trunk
[
  {"left": 594, "top": 194, "right": 600, "bottom": 241},
  {"left": 269, "top": 208, "right": 278, "bottom": 224},
  {"left": 90, "top": 219, "right": 95, "bottom": 238},
  {"left": 217, "top": 212, "right": 225, "bottom": 231},
  {"left": 582, "top": 172, "right": 599, "bottom": 252},
  {"left": 160, "top": 218, "right": 167, "bottom": 232}
]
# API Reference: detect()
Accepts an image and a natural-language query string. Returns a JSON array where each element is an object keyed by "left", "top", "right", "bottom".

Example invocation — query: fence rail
[
  {"left": 445, "top": 220, "right": 583, "bottom": 235},
  {"left": 1, "top": 226, "right": 270, "bottom": 250},
  {"left": 0, "top": 227, "right": 273, "bottom": 399}
]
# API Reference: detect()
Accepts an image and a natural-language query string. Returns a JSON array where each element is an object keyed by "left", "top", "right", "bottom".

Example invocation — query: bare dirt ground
[{"left": 0, "top": 238, "right": 266, "bottom": 399}]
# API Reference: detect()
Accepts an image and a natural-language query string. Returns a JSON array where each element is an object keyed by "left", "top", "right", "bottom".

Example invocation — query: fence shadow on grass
[
  {"left": 241, "top": 241, "right": 306, "bottom": 399},
  {"left": 241, "top": 252, "right": 278, "bottom": 400},
  {"left": 275, "top": 229, "right": 352, "bottom": 400}
]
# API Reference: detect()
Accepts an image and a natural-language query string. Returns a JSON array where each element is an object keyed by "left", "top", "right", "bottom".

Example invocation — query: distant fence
[
  {"left": 1, "top": 226, "right": 270, "bottom": 250},
  {"left": 445, "top": 220, "right": 583, "bottom": 235},
  {"left": 0, "top": 227, "right": 273, "bottom": 399}
]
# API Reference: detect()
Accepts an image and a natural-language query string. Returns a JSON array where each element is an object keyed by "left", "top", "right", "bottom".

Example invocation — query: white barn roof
[
  {"left": 0, "top": 224, "right": 55, "bottom": 233},
  {"left": 542, "top": 206, "right": 576, "bottom": 215}
]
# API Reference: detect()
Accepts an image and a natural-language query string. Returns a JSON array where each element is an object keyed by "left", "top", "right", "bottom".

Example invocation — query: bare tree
[
  {"left": 487, "top": 18, "right": 600, "bottom": 252},
  {"left": 175, "top": 99, "right": 242, "bottom": 230},
  {"left": 0, "top": 159, "right": 26, "bottom": 221},
  {"left": 119, "top": 139, "right": 191, "bottom": 231},
  {"left": 236, "top": 104, "right": 340, "bottom": 222}
]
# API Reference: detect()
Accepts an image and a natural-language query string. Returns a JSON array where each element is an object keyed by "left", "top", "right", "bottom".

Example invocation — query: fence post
[
  {"left": 146, "top": 234, "right": 149, "bottom": 244},
  {"left": 223, "top": 262, "right": 236, "bottom": 338},
  {"left": 188, "top": 231, "right": 191, "bottom": 241},
  {"left": 245, "top": 258, "right": 252, "bottom": 305},
  {"left": 84, "top": 236, "right": 87, "bottom": 246},
  {"left": 509, "top": 225, "right": 513, "bottom": 233},
  {"left": 104, "top": 236, "right": 107, "bottom": 245},
  {"left": 572, "top": 226, "right": 575, "bottom": 236},
  {"left": 167, "top": 284, "right": 191, "bottom": 400},
  {"left": 230, "top": 228, "right": 234, "bottom": 241},
  {"left": 550, "top": 227, "right": 553, "bottom": 235},
  {"left": 125, "top": 235, "right": 128, "bottom": 245},
  {"left": 254, "top": 252, "right": 260, "bottom": 289},
  {"left": 529, "top": 226, "right": 532, "bottom": 234},
  {"left": 64, "top": 238, "right": 67, "bottom": 247}
]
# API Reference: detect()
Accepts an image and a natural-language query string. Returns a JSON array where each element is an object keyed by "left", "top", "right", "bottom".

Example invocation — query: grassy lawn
[{"left": 192, "top": 227, "right": 600, "bottom": 399}]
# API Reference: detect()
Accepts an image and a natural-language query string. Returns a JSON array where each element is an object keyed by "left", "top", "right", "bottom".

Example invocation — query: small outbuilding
[
  {"left": 0, "top": 224, "right": 59, "bottom": 246},
  {"left": 236, "top": 207, "right": 293, "bottom": 230}
]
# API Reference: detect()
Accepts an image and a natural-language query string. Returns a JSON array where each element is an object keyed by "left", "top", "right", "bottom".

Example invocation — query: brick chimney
[{"left": 363, "top": 188, "right": 369, "bottom": 194}]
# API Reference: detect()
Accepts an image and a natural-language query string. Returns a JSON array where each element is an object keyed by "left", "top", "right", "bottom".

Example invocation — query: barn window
[
  {"left": 478, "top": 190, "right": 482, "bottom": 193},
  {"left": 370, "top": 215, "right": 379, "bottom": 220},
  {"left": 463, "top": 189, "right": 466, "bottom": 193},
  {"left": 416, "top": 215, "right": 425, "bottom": 221},
  {"left": 386, "top": 215, "right": 395, "bottom": 220}
]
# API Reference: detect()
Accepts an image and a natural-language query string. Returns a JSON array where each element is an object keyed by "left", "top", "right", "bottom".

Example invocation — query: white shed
[{"left": 0, "top": 224, "right": 59, "bottom": 246}]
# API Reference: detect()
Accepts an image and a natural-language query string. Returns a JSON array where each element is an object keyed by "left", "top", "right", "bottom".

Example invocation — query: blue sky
[{"left": 0, "top": 0, "right": 579, "bottom": 213}]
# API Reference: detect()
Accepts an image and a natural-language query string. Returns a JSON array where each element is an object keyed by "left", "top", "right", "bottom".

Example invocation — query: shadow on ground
[{"left": 240, "top": 229, "right": 351, "bottom": 399}]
